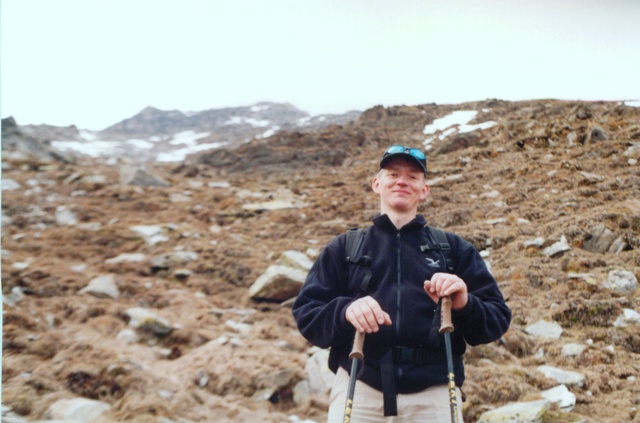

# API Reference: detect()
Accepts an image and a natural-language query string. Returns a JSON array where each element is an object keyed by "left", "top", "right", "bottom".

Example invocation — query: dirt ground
[{"left": 2, "top": 99, "right": 640, "bottom": 422}]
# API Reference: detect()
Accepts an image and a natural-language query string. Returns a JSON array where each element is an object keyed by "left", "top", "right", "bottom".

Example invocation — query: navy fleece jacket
[{"left": 292, "top": 214, "right": 511, "bottom": 393}]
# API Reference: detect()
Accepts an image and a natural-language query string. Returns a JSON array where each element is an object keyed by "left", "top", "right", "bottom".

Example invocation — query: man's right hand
[{"left": 345, "top": 295, "right": 392, "bottom": 334}]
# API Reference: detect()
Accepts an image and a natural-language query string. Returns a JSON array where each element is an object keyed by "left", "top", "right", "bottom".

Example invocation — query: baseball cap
[{"left": 379, "top": 145, "right": 427, "bottom": 175}]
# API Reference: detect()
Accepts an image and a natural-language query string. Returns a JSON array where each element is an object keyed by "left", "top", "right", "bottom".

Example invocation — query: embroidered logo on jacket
[{"left": 425, "top": 258, "right": 440, "bottom": 268}]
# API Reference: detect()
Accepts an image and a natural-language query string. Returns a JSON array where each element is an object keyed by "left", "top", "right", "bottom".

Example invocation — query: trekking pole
[
  {"left": 343, "top": 330, "right": 365, "bottom": 423},
  {"left": 439, "top": 296, "right": 459, "bottom": 423}
]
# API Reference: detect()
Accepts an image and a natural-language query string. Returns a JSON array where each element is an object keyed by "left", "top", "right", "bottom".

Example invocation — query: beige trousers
[{"left": 326, "top": 367, "right": 464, "bottom": 423}]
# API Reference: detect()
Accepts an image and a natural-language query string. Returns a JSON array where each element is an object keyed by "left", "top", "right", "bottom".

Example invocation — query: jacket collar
[{"left": 372, "top": 213, "right": 427, "bottom": 233}]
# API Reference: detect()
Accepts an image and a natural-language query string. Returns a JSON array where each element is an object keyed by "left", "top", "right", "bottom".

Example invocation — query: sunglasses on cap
[
  {"left": 380, "top": 145, "right": 427, "bottom": 175},
  {"left": 383, "top": 145, "right": 426, "bottom": 162}
]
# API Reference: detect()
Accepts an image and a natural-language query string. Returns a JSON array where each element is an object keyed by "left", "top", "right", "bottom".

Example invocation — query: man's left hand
[{"left": 424, "top": 273, "right": 468, "bottom": 310}]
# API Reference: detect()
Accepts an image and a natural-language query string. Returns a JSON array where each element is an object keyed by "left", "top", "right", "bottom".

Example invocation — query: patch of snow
[
  {"left": 79, "top": 130, "right": 97, "bottom": 141},
  {"left": 126, "top": 139, "right": 155, "bottom": 149},
  {"left": 250, "top": 104, "right": 270, "bottom": 112},
  {"left": 51, "top": 140, "right": 123, "bottom": 157},
  {"left": 423, "top": 110, "right": 496, "bottom": 150},
  {"left": 169, "top": 131, "right": 211, "bottom": 146},
  {"left": 256, "top": 126, "right": 280, "bottom": 139},
  {"left": 224, "top": 116, "right": 270, "bottom": 127},
  {"left": 156, "top": 142, "right": 228, "bottom": 162}
]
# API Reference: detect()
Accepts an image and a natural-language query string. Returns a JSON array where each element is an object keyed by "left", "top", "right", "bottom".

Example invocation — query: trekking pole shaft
[
  {"left": 439, "top": 296, "right": 459, "bottom": 423},
  {"left": 343, "top": 331, "right": 365, "bottom": 423}
]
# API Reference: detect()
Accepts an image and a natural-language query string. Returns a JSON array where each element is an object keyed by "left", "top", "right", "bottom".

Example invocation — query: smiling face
[{"left": 372, "top": 157, "right": 430, "bottom": 215}]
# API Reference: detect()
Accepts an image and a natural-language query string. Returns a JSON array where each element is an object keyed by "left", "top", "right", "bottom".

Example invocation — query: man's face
[{"left": 372, "top": 157, "right": 430, "bottom": 213}]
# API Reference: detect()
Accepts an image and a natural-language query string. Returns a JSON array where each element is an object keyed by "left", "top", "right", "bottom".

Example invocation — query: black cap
[{"left": 379, "top": 145, "right": 427, "bottom": 175}]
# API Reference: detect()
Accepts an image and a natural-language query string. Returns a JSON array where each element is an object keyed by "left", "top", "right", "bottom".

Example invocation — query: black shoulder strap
[
  {"left": 345, "top": 227, "right": 365, "bottom": 263},
  {"left": 423, "top": 226, "right": 456, "bottom": 273},
  {"left": 344, "top": 228, "right": 373, "bottom": 293}
]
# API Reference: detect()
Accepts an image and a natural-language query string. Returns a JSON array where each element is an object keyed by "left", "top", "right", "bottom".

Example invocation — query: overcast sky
[{"left": 2, "top": 0, "right": 639, "bottom": 130}]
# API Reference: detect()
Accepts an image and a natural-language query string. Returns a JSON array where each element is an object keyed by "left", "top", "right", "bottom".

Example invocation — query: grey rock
[
  {"left": 279, "top": 250, "right": 314, "bottom": 271},
  {"left": 55, "top": 206, "right": 78, "bottom": 226},
  {"left": 150, "top": 251, "right": 198, "bottom": 271},
  {"left": 45, "top": 397, "right": 111, "bottom": 422},
  {"left": 537, "top": 365, "right": 586, "bottom": 387},
  {"left": 249, "top": 265, "right": 307, "bottom": 301},
  {"left": 542, "top": 236, "right": 570, "bottom": 257},
  {"left": 540, "top": 384, "right": 576, "bottom": 412},
  {"left": 125, "top": 307, "right": 173, "bottom": 335},
  {"left": 79, "top": 274, "right": 120, "bottom": 299},
  {"left": 120, "top": 165, "right": 171, "bottom": 187},
  {"left": 582, "top": 224, "right": 622, "bottom": 254},
  {"left": 613, "top": 308, "right": 640, "bottom": 328},
  {"left": 525, "top": 320, "right": 563, "bottom": 340},
  {"left": 602, "top": 269, "right": 638, "bottom": 295},
  {"left": 477, "top": 399, "right": 549, "bottom": 423}
]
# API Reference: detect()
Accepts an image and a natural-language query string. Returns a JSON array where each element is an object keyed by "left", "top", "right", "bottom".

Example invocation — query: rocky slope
[{"left": 2, "top": 99, "right": 640, "bottom": 423}]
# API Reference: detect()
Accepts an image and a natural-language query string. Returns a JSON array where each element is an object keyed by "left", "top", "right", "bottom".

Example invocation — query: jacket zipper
[{"left": 395, "top": 232, "right": 402, "bottom": 384}]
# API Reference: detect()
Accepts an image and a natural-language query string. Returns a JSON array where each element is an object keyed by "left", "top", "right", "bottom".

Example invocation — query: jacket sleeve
[
  {"left": 451, "top": 238, "right": 511, "bottom": 346},
  {"left": 292, "top": 235, "right": 357, "bottom": 349}
]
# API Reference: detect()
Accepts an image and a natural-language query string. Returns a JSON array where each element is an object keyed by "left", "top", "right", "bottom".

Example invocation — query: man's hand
[
  {"left": 345, "top": 295, "right": 392, "bottom": 333},
  {"left": 424, "top": 273, "right": 468, "bottom": 311}
]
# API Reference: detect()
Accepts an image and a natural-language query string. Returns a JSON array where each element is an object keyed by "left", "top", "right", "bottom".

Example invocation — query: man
[{"left": 293, "top": 145, "right": 511, "bottom": 422}]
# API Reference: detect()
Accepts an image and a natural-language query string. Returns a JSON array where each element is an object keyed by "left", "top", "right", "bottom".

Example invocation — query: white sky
[{"left": 2, "top": 0, "right": 639, "bottom": 130}]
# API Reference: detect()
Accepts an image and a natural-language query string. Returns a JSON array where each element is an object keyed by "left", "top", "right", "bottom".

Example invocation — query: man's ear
[
  {"left": 420, "top": 183, "right": 430, "bottom": 201},
  {"left": 371, "top": 175, "right": 381, "bottom": 194}
]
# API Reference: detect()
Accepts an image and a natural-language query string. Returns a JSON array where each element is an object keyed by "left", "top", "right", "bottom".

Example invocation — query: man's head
[
  {"left": 379, "top": 145, "right": 427, "bottom": 176},
  {"left": 373, "top": 145, "right": 430, "bottom": 219}
]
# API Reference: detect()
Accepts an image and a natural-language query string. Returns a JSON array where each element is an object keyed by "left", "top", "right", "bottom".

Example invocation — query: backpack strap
[
  {"left": 421, "top": 226, "right": 456, "bottom": 273},
  {"left": 345, "top": 228, "right": 373, "bottom": 294}
]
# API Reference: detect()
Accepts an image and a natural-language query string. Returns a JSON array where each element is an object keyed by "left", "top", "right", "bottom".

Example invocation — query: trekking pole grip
[
  {"left": 439, "top": 296, "right": 454, "bottom": 333},
  {"left": 349, "top": 330, "right": 365, "bottom": 360}
]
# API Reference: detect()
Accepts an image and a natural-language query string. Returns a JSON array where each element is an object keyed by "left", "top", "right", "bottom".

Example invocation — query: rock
[
  {"left": 125, "top": 307, "right": 173, "bottom": 335},
  {"left": 55, "top": 205, "right": 78, "bottom": 226},
  {"left": 305, "top": 348, "right": 335, "bottom": 395},
  {"left": 225, "top": 319, "right": 252, "bottom": 335},
  {"left": 243, "top": 199, "right": 297, "bottom": 211},
  {"left": 120, "top": 165, "right": 171, "bottom": 187},
  {"left": 542, "top": 236, "right": 570, "bottom": 257},
  {"left": 2, "top": 287, "right": 26, "bottom": 307},
  {"left": 174, "top": 268, "right": 192, "bottom": 281},
  {"left": 426, "top": 174, "right": 464, "bottom": 186},
  {"left": 76, "top": 174, "right": 108, "bottom": 191},
  {"left": 116, "top": 328, "right": 139, "bottom": 344},
  {"left": 105, "top": 253, "right": 148, "bottom": 264},
  {"left": 253, "top": 368, "right": 295, "bottom": 402},
  {"left": 613, "top": 308, "right": 640, "bottom": 328},
  {"left": 540, "top": 384, "right": 576, "bottom": 412},
  {"left": 602, "top": 269, "right": 638, "bottom": 295},
  {"left": 248, "top": 265, "right": 307, "bottom": 301},
  {"left": 79, "top": 274, "right": 120, "bottom": 299},
  {"left": 582, "top": 224, "right": 624, "bottom": 254},
  {"left": 45, "top": 397, "right": 111, "bottom": 422},
  {"left": 536, "top": 365, "right": 586, "bottom": 387},
  {"left": 524, "top": 237, "right": 545, "bottom": 248},
  {"left": 130, "top": 225, "right": 169, "bottom": 245},
  {"left": 279, "top": 250, "right": 314, "bottom": 271},
  {"left": 587, "top": 125, "right": 607, "bottom": 142},
  {"left": 169, "top": 192, "right": 191, "bottom": 202},
  {"left": 525, "top": 320, "right": 563, "bottom": 339},
  {"left": 1, "top": 179, "right": 21, "bottom": 191},
  {"left": 477, "top": 399, "right": 549, "bottom": 423},
  {"left": 624, "top": 142, "right": 640, "bottom": 158},
  {"left": 150, "top": 251, "right": 198, "bottom": 272},
  {"left": 561, "top": 343, "right": 587, "bottom": 356}
]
